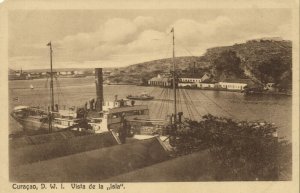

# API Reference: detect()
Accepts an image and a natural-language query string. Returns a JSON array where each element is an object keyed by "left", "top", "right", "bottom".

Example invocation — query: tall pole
[
  {"left": 95, "top": 68, "right": 104, "bottom": 112},
  {"left": 172, "top": 28, "right": 177, "bottom": 124},
  {"left": 47, "top": 41, "right": 54, "bottom": 132},
  {"left": 48, "top": 42, "right": 54, "bottom": 111}
]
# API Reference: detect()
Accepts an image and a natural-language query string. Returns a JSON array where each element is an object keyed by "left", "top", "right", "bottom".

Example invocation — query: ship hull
[
  {"left": 12, "top": 116, "right": 50, "bottom": 134},
  {"left": 12, "top": 115, "right": 76, "bottom": 135}
]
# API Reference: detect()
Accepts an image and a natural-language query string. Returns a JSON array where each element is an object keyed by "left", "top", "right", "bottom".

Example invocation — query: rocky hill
[
  {"left": 109, "top": 56, "right": 210, "bottom": 84},
  {"left": 108, "top": 38, "right": 292, "bottom": 88},
  {"left": 204, "top": 39, "right": 292, "bottom": 87}
]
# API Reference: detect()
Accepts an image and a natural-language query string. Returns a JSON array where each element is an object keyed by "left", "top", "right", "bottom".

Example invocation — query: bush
[{"left": 167, "top": 114, "right": 291, "bottom": 180}]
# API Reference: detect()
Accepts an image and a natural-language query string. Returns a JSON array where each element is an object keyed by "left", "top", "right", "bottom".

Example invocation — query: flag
[
  {"left": 170, "top": 28, "right": 174, "bottom": 33},
  {"left": 47, "top": 42, "right": 51, "bottom": 46}
]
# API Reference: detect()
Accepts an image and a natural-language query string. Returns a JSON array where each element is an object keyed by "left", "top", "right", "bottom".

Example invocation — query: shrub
[{"left": 167, "top": 114, "right": 291, "bottom": 180}]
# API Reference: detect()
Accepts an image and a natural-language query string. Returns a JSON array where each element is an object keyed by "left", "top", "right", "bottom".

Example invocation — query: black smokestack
[{"left": 95, "top": 68, "right": 103, "bottom": 111}]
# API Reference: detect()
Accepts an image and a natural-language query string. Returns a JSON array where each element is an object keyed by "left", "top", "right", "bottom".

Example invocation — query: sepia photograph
[{"left": 0, "top": 0, "right": 299, "bottom": 191}]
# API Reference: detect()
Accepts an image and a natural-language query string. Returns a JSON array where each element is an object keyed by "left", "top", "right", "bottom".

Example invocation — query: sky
[{"left": 8, "top": 8, "right": 292, "bottom": 70}]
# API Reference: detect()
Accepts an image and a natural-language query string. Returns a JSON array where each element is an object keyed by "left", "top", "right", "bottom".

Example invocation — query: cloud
[
  {"left": 54, "top": 16, "right": 236, "bottom": 64},
  {"left": 127, "top": 30, "right": 166, "bottom": 52},
  {"left": 169, "top": 16, "right": 235, "bottom": 51},
  {"left": 53, "top": 16, "right": 168, "bottom": 64},
  {"left": 9, "top": 12, "right": 292, "bottom": 69},
  {"left": 133, "top": 16, "right": 156, "bottom": 28},
  {"left": 101, "top": 18, "right": 138, "bottom": 44}
]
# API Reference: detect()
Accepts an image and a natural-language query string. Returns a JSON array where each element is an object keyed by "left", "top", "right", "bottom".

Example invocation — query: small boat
[
  {"left": 126, "top": 93, "right": 154, "bottom": 100},
  {"left": 30, "top": 84, "right": 34, "bottom": 89}
]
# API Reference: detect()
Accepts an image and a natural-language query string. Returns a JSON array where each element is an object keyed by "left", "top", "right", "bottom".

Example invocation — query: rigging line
[
  {"left": 181, "top": 88, "right": 193, "bottom": 119},
  {"left": 42, "top": 76, "right": 50, "bottom": 107},
  {"left": 156, "top": 87, "right": 166, "bottom": 101},
  {"left": 141, "top": 85, "right": 160, "bottom": 105},
  {"left": 185, "top": 90, "right": 197, "bottom": 120},
  {"left": 184, "top": 90, "right": 201, "bottom": 119},
  {"left": 56, "top": 78, "right": 69, "bottom": 107},
  {"left": 179, "top": 89, "right": 189, "bottom": 117},
  {"left": 182, "top": 89, "right": 196, "bottom": 120},
  {"left": 54, "top": 77, "right": 60, "bottom": 106},
  {"left": 192, "top": 90, "right": 211, "bottom": 115},
  {"left": 55, "top": 78, "right": 62, "bottom": 104},
  {"left": 160, "top": 87, "right": 170, "bottom": 117},
  {"left": 166, "top": 88, "right": 171, "bottom": 115},
  {"left": 176, "top": 39, "right": 197, "bottom": 58},
  {"left": 178, "top": 89, "right": 190, "bottom": 121},
  {"left": 164, "top": 88, "right": 170, "bottom": 118},
  {"left": 176, "top": 87, "right": 183, "bottom": 114},
  {"left": 180, "top": 89, "right": 192, "bottom": 119},
  {"left": 164, "top": 36, "right": 172, "bottom": 58},
  {"left": 157, "top": 89, "right": 166, "bottom": 118},
  {"left": 46, "top": 76, "right": 51, "bottom": 110},
  {"left": 160, "top": 88, "right": 170, "bottom": 118},
  {"left": 156, "top": 88, "right": 167, "bottom": 117},
  {"left": 55, "top": 77, "right": 63, "bottom": 105},
  {"left": 178, "top": 88, "right": 184, "bottom": 113},
  {"left": 163, "top": 88, "right": 170, "bottom": 117},
  {"left": 198, "top": 90, "right": 235, "bottom": 118},
  {"left": 183, "top": 89, "right": 203, "bottom": 118}
]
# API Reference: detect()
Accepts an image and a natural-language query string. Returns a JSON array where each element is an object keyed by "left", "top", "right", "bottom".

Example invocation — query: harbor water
[{"left": 9, "top": 77, "right": 292, "bottom": 141}]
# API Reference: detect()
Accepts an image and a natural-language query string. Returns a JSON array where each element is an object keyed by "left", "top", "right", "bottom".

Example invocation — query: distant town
[
  {"left": 9, "top": 67, "right": 286, "bottom": 95},
  {"left": 8, "top": 68, "right": 112, "bottom": 80}
]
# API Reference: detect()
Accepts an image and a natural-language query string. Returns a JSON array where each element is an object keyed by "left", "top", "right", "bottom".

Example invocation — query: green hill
[
  {"left": 204, "top": 39, "right": 292, "bottom": 87},
  {"left": 108, "top": 38, "right": 292, "bottom": 89}
]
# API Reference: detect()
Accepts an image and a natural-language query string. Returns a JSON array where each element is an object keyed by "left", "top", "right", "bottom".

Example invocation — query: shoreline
[{"left": 138, "top": 85, "right": 292, "bottom": 96}]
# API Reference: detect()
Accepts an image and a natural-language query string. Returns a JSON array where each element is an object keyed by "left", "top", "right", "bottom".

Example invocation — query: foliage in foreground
[{"left": 166, "top": 114, "right": 292, "bottom": 181}]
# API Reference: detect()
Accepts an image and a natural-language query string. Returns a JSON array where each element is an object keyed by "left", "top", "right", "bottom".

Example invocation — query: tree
[
  {"left": 212, "top": 50, "right": 244, "bottom": 78},
  {"left": 168, "top": 114, "right": 291, "bottom": 180},
  {"left": 258, "top": 56, "right": 289, "bottom": 84}
]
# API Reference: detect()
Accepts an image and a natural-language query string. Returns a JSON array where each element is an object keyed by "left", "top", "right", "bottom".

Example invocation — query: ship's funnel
[{"left": 95, "top": 68, "right": 103, "bottom": 111}]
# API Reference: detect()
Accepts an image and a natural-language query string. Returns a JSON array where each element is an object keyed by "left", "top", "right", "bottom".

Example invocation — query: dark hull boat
[
  {"left": 10, "top": 42, "right": 84, "bottom": 134},
  {"left": 126, "top": 94, "right": 154, "bottom": 100},
  {"left": 11, "top": 106, "right": 83, "bottom": 134}
]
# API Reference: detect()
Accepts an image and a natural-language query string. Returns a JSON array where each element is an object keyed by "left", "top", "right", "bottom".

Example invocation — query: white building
[
  {"left": 197, "top": 82, "right": 215, "bottom": 89},
  {"left": 216, "top": 79, "right": 252, "bottom": 91},
  {"left": 179, "top": 73, "right": 210, "bottom": 83},
  {"left": 178, "top": 82, "right": 197, "bottom": 88},
  {"left": 148, "top": 74, "right": 171, "bottom": 87},
  {"left": 178, "top": 73, "right": 211, "bottom": 88}
]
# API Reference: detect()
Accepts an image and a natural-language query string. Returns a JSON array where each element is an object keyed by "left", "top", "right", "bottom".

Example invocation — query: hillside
[
  {"left": 204, "top": 39, "right": 292, "bottom": 87},
  {"left": 109, "top": 38, "right": 292, "bottom": 89},
  {"left": 109, "top": 56, "right": 210, "bottom": 84}
]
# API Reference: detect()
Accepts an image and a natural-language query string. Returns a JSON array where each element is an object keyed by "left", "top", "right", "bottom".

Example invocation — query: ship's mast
[
  {"left": 171, "top": 27, "right": 177, "bottom": 124},
  {"left": 47, "top": 42, "right": 55, "bottom": 111},
  {"left": 47, "top": 41, "right": 54, "bottom": 132}
]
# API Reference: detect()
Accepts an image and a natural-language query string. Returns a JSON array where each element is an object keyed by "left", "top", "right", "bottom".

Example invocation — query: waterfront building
[
  {"left": 148, "top": 74, "right": 171, "bottom": 87},
  {"left": 196, "top": 79, "right": 216, "bottom": 89},
  {"left": 179, "top": 73, "right": 210, "bottom": 84},
  {"left": 216, "top": 79, "right": 253, "bottom": 91},
  {"left": 178, "top": 82, "right": 197, "bottom": 88}
]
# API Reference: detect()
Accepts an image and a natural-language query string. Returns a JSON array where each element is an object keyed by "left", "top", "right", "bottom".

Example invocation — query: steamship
[{"left": 11, "top": 43, "right": 151, "bottom": 135}]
